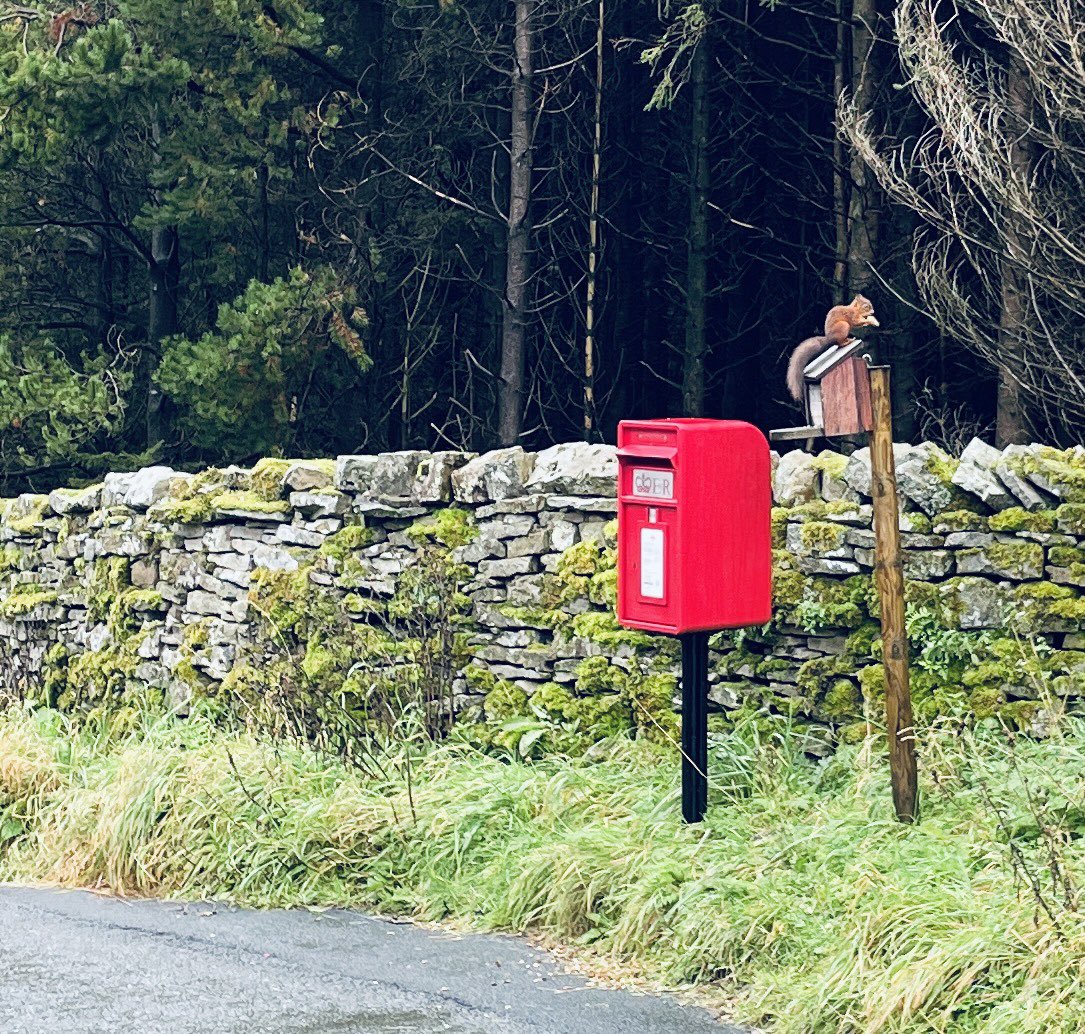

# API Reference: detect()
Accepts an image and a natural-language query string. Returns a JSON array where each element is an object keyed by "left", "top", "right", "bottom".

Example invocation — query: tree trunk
[
  {"left": 583, "top": 0, "right": 604, "bottom": 437},
  {"left": 832, "top": 0, "right": 850, "bottom": 293},
  {"left": 996, "top": 63, "right": 1030, "bottom": 446},
  {"left": 498, "top": 0, "right": 535, "bottom": 446},
  {"left": 681, "top": 31, "right": 709, "bottom": 417},
  {"left": 845, "top": 0, "right": 879, "bottom": 293},
  {"left": 145, "top": 223, "right": 179, "bottom": 448}
]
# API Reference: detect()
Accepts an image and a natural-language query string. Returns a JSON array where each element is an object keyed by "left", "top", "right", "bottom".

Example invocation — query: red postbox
[{"left": 616, "top": 418, "right": 772, "bottom": 635}]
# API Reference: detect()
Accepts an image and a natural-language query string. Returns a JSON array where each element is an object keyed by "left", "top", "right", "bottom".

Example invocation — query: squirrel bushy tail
[{"left": 786, "top": 336, "right": 833, "bottom": 401}]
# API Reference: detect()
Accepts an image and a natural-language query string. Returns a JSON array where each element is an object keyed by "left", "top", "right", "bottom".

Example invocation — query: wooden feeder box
[
  {"left": 770, "top": 338, "right": 873, "bottom": 442},
  {"left": 804, "top": 339, "right": 873, "bottom": 437}
]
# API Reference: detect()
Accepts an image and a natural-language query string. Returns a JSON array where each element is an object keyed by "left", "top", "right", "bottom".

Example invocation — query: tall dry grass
[{"left": 3, "top": 706, "right": 1085, "bottom": 1032}]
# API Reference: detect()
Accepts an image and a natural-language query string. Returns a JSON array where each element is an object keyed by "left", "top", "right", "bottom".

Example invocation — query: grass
[{"left": 4, "top": 707, "right": 1085, "bottom": 1032}]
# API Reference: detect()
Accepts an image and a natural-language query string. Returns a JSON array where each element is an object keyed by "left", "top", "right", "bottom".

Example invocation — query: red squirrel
[{"left": 786, "top": 295, "right": 879, "bottom": 401}]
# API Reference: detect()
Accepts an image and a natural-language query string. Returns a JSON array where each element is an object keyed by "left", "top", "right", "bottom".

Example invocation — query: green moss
[
  {"left": 249, "top": 458, "right": 327, "bottom": 501},
  {"left": 933, "top": 510, "right": 988, "bottom": 532},
  {"left": 959, "top": 541, "right": 1043, "bottom": 579},
  {"left": 819, "top": 678, "right": 860, "bottom": 720},
  {"left": 838, "top": 721, "right": 876, "bottom": 744},
  {"left": 988, "top": 507, "right": 1056, "bottom": 533},
  {"left": 407, "top": 508, "right": 476, "bottom": 549},
  {"left": 602, "top": 519, "right": 618, "bottom": 548},
  {"left": 112, "top": 588, "right": 164, "bottom": 625},
  {"left": 319, "top": 524, "right": 373, "bottom": 561},
  {"left": 483, "top": 680, "right": 529, "bottom": 721},
  {"left": 902, "top": 512, "right": 933, "bottom": 533},
  {"left": 41, "top": 643, "right": 69, "bottom": 709},
  {"left": 149, "top": 495, "right": 216, "bottom": 525},
  {"left": 811, "top": 450, "right": 848, "bottom": 479},
  {"left": 86, "top": 557, "right": 130, "bottom": 624},
  {"left": 857, "top": 664, "right": 886, "bottom": 710},
  {"left": 556, "top": 541, "right": 607, "bottom": 578},
  {"left": 5, "top": 495, "right": 49, "bottom": 535},
  {"left": 249, "top": 458, "right": 292, "bottom": 500},
  {"left": 789, "top": 499, "right": 863, "bottom": 521},
  {"left": 0, "top": 545, "right": 23, "bottom": 572},
  {"left": 1050, "top": 545, "right": 1085, "bottom": 568},
  {"left": 575, "top": 655, "right": 627, "bottom": 695},
  {"left": 772, "top": 563, "right": 804, "bottom": 608},
  {"left": 1056, "top": 503, "right": 1085, "bottom": 535},
  {"left": 626, "top": 672, "right": 679, "bottom": 741},
  {"left": 926, "top": 448, "right": 960, "bottom": 485},
  {"left": 1010, "top": 447, "right": 1085, "bottom": 502},
  {"left": 569, "top": 610, "right": 655, "bottom": 650},
  {"left": 770, "top": 507, "right": 789, "bottom": 549},
  {"left": 796, "top": 654, "right": 852, "bottom": 695},
  {"left": 781, "top": 574, "right": 871, "bottom": 631},
  {"left": 799, "top": 521, "right": 846, "bottom": 552},
  {"left": 844, "top": 622, "right": 881, "bottom": 656},
  {"left": 0, "top": 586, "right": 57, "bottom": 617},
  {"left": 211, "top": 491, "right": 291, "bottom": 516}
]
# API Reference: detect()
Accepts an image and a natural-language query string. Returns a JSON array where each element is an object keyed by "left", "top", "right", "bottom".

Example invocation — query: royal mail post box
[{"left": 616, "top": 418, "right": 772, "bottom": 635}]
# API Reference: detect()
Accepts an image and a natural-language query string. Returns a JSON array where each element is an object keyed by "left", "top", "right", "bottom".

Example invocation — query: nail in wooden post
[{"left": 867, "top": 365, "right": 918, "bottom": 823}]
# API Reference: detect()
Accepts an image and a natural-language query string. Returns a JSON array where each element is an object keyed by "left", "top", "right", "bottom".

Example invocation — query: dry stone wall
[{"left": 1, "top": 437, "right": 1085, "bottom": 747}]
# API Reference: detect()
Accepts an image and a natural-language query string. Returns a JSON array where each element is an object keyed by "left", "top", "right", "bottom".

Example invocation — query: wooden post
[{"left": 868, "top": 366, "right": 918, "bottom": 823}]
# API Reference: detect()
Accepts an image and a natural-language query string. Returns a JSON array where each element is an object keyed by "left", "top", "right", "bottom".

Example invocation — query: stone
[
  {"left": 103, "top": 467, "right": 185, "bottom": 510},
  {"left": 797, "top": 557, "right": 862, "bottom": 575},
  {"left": 941, "top": 577, "right": 1006, "bottom": 629},
  {"left": 896, "top": 442, "right": 956, "bottom": 515},
  {"left": 275, "top": 524, "right": 325, "bottom": 548},
  {"left": 956, "top": 542, "right": 1044, "bottom": 580},
  {"left": 476, "top": 556, "right": 537, "bottom": 580},
  {"left": 250, "top": 544, "right": 298, "bottom": 572},
  {"left": 545, "top": 495, "right": 617, "bottom": 513},
  {"left": 951, "top": 438, "right": 1014, "bottom": 509},
  {"left": 130, "top": 558, "right": 158, "bottom": 588},
  {"left": 506, "top": 530, "right": 550, "bottom": 559},
  {"left": 452, "top": 447, "right": 536, "bottom": 503},
  {"left": 352, "top": 501, "right": 427, "bottom": 520},
  {"left": 195, "top": 571, "right": 247, "bottom": 600},
  {"left": 289, "top": 491, "right": 348, "bottom": 518},
  {"left": 549, "top": 519, "right": 578, "bottom": 552},
  {"left": 475, "top": 495, "right": 548, "bottom": 518},
  {"left": 579, "top": 521, "right": 608, "bottom": 547},
  {"left": 213, "top": 566, "right": 251, "bottom": 589},
  {"left": 773, "top": 450, "right": 819, "bottom": 506},
  {"left": 48, "top": 484, "right": 103, "bottom": 515},
  {"left": 184, "top": 591, "right": 248, "bottom": 622},
  {"left": 995, "top": 445, "right": 1054, "bottom": 511},
  {"left": 477, "top": 515, "right": 536, "bottom": 541},
  {"left": 524, "top": 442, "right": 617, "bottom": 497},
  {"left": 457, "top": 536, "right": 506, "bottom": 564},
  {"left": 414, "top": 451, "right": 473, "bottom": 503},
  {"left": 945, "top": 531, "right": 993, "bottom": 549},
  {"left": 843, "top": 444, "right": 913, "bottom": 498},
  {"left": 335, "top": 454, "right": 379, "bottom": 494},
  {"left": 283, "top": 462, "right": 334, "bottom": 493},
  {"left": 902, "top": 549, "right": 953, "bottom": 579}
]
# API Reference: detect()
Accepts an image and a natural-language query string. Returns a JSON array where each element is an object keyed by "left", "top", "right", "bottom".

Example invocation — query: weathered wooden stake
[{"left": 868, "top": 365, "right": 918, "bottom": 823}]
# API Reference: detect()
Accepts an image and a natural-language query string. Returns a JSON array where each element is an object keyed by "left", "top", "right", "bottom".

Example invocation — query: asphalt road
[{"left": 0, "top": 886, "right": 741, "bottom": 1034}]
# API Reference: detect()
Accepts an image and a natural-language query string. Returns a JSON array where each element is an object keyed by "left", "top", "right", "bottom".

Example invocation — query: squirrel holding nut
[{"left": 786, "top": 295, "right": 879, "bottom": 401}]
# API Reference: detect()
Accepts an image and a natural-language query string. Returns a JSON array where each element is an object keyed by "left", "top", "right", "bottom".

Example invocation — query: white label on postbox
[
  {"left": 640, "top": 527, "right": 665, "bottom": 599},
  {"left": 632, "top": 468, "right": 674, "bottom": 500}
]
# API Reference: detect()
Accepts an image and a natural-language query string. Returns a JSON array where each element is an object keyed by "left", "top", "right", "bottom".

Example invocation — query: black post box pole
[{"left": 680, "top": 630, "right": 709, "bottom": 822}]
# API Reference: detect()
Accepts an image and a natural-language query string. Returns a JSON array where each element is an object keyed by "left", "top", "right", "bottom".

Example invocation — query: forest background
[{"left": 0, "top": 0, "right": 1078, "bottom": 492}]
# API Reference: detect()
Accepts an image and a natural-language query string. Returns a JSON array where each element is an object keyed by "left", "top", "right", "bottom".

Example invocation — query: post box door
[{"left": 618, "top": 501, "right": 679, "bottom": 628}]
